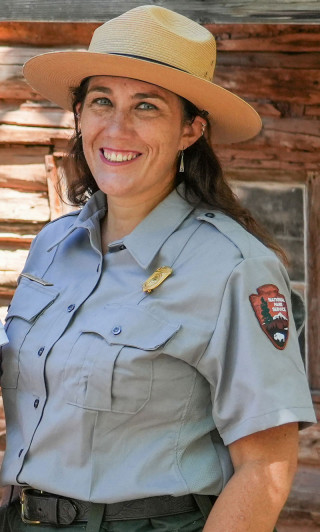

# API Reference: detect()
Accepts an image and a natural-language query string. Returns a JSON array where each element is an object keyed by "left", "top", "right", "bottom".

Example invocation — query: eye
[
  {"left": 93, "top": 97, "right": 112, "bottom": 106},
  {"left": 137, "top": 102, "right": 157, "bottom": 110}
]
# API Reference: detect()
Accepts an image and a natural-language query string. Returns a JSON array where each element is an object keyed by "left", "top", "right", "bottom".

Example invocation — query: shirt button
[
  {"left": 67, "top": 304, "right": 75, "bottom": 312},
  {"left": 34, "top": 399, "right": 39, "bottom": 409},
  {"left": 205, "top": 212, "right": 215, "bottom": 218},
  {"left": 37, "top": 347, "right": 44, "bottom": 357},
  {"left": 112, "top": 326, "right": 122, "bottom": 335}
]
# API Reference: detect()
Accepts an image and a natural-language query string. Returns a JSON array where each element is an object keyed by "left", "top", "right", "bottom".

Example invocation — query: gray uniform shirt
[{"left": 0, "top": 187, "right": 316, "bottom": 503}]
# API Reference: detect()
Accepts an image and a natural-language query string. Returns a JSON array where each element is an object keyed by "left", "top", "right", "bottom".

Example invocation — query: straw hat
[{"left": 23, "top": 5, "right": 262, "bottom": 144}]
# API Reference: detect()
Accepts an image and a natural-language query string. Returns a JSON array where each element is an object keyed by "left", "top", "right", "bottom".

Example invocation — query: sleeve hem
[{"left": 219, "top": 407, "right": 317, "bottom": 446}]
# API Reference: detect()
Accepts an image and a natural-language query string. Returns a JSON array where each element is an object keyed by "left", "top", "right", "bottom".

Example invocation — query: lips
[{"left": 100, "top": 148, "right": 142, "bottom": 163}]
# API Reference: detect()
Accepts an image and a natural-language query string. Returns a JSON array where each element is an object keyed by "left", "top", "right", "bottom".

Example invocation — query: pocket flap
[
  {"left": 6, "top": 277, "right": 59, "bottom": 322},
  {"left": 83, "top": 305, "right": 180, "bottom": 350}
]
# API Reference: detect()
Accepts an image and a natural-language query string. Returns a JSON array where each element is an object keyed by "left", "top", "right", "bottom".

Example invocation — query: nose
[{"left": 107, "top": 109, "right": 131, "bottom": 136}]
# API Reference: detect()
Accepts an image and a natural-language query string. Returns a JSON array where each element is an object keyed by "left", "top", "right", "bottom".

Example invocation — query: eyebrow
[{"left": 87, "top": 86, "right": 168, "bottom": 103}]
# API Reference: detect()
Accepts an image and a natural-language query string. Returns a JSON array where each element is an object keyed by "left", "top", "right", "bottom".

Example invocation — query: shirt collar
[
  {"left": 46, "top": 186, "right": 195, "bottom": 268},
  {"left": 46, "top": 190, "right": 106, "bottom": 251},
  {"left": 123, "top": 186, "right": 195, "bottom": 269}
]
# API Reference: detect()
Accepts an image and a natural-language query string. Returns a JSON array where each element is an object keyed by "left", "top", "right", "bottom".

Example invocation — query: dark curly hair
[{"left": 63, "top": 77, "right": 286, "bottom": 263}]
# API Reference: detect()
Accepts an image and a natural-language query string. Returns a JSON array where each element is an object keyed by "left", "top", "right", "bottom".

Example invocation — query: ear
[
  {"left": 179, "top": 115, "right": 206, "bottom": 150},
  {"left": 75, "top": 102, "right": 82, "bottom": 128}
]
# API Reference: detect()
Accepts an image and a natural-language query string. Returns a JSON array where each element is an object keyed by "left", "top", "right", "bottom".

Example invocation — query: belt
[{"left": 20, "top": 488, "right": 201, "bottom": 526}]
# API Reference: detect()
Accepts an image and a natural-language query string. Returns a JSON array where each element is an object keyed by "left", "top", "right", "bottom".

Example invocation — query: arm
[{"left": 203, "top": 422, "right": 298, "bottom": 532}]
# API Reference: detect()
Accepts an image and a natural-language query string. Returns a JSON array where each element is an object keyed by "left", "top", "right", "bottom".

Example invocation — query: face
[{"left": 78, "top": 76, "right": 202, "bottom": 205}]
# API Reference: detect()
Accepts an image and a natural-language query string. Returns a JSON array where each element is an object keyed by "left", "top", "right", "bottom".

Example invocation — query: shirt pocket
[
  {"left": 1, "top": 277, "right": 59, "bottom": 389},
  {"left": 63, "top": 305, "right": 180, "bottom": 414}
]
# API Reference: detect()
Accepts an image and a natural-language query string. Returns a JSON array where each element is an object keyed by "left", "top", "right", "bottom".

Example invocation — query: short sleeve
[
  {"left": 0, "top": 320, "right": 8, "bottom": 346},
  {"left": 197, "top": 255, "right": 316, "bottom": 446}
]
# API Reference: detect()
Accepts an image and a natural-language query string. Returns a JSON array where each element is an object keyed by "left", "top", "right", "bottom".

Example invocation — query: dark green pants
[
  {"left": 0, "top": 499, "right": 278, "bottom": 531},
  {"left": 0, "top": 500, "right": 205, "bottom": 531}
]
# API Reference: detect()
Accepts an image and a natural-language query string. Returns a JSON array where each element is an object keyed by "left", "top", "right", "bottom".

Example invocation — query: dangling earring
[
  {"left": 179, "top": 148, "right": 185, "bottom": 173},
  {"left": 201, "top": 123, "right": 206, "bottom": 136}
]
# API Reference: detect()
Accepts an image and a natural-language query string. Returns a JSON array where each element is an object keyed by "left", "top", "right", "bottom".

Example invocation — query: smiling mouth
[{"left": 100, "top": 148, "right": 142, "bottom": 163}]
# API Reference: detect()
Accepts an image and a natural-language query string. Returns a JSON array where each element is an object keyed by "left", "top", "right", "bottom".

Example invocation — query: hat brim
[{"left": 23, "top": 51, "right": 262, "bottom": 144}]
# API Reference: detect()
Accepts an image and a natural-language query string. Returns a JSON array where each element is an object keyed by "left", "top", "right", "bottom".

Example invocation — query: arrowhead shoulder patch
[{"left": 249, "top": 284, "right": 289, "bottom": 350}]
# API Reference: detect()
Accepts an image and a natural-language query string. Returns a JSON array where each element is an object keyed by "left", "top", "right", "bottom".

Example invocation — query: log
[
  {"left": 0, "top": 102, "right": 74, "bottom": 129},
  {"left": 307, "top": 171, "right": 320, "bottom": 391},
  {"left": 45, "top": 155, "right": 78, "bottom": 220},
  {"left": 0, "top": 0, "right": 319, "bottom": 23},
  {"left": 305, "top": 105, "right": 320, "bottom": 117},
  {"left": 0, "top": 188, "right": 50, "bottom": 223},
  {"left": 0, "top": 22, "right": 319, "bottom": 53},
  {"left": 0, "top": 233, "right": 33, "bottom": 249},
  {"left": 0, "top": 22, "right": 100, "bottom": 47},
  {"left": 216, "top": 146, "right": 320, "bottom": 172},
  {"left": 214, "top": 66, "right": 320, "bottom": 105},
  {"left": 225, "top": 167, "right": 306, "bottom": 184},
  {"left": 0, "top": 249, "right": 29, "bottom": 285},
  {"left": 0, "top": 306, "right": 9, "bottom": 322},
  {"left": 0, "top": 124, "right": 73, "bottom": 145},
  {"left": 0, "top": 222, "right": 45, "bottom": 235},
  {"left": 0, "top": 145, "right": 50, "bottom": 164},
  {"left": 0, "top": 287, "right": 15, "bottom": 299},
  {"left": 213, "top": 24, "right": 320, "bottom": 52},
  {"left": 217, "top": 51, "right": 320, "bottom": 70},
  {"left": 0, "top": 164, "right": 47, "bottom": 191}
]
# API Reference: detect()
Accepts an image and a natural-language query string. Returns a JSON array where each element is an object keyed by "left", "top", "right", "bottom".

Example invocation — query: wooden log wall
[
  {"left": 0, "top": 21, "right": 319, "bottom": 530},
  {"left": 0, "top": 0, "right": 320, "bottom": 23}
]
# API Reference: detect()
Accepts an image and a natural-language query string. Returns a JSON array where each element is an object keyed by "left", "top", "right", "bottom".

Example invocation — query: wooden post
[{"left": 307, "top": 171, "right": 320, "bottom": 393}]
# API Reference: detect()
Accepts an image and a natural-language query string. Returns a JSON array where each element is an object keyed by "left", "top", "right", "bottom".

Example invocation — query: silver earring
[
  {"left": 201, "top": 123, "right": 206, "bottom": 136},
  {"left": 179, "top": 149, "right": 184, "bottom": 173}
]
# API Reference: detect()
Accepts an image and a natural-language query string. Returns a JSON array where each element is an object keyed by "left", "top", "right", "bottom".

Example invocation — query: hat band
[{"left": 107, "top": 52, "right": 188, "bottom": 74}]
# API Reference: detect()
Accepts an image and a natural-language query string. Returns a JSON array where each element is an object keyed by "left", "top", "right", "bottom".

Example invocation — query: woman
[{"left": 0, "top": 5, "right": 316, "bottom": 532}]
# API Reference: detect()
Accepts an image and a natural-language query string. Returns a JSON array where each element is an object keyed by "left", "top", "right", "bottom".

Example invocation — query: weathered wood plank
[
  {"left": 225, "top": 167, "right": 306, "bottom": 184},
  {"left": 216, "top": 146, "right": 320, "bottom": 172},
  {"left": 307, "top": 171, "right": 320, "bottom": 391},
  {"left": 0, "top": 0, "right": 319, "bottom": 23},
  {"left": 0, "top": 222, "right": 44, "bottom": 235},
  {"left": 0, "top": 22, "right": 319, "bottom": 53},
  {"left": 0, "top": 286, "right": 15, "bottom": 299},
  {"left": 0, "top": 233, "right": 33, "bottom": 249},
  {"left": 215, "top": 66, "right": 320, "bottom": 105},
  {"left": 0, "top": 188, "right": 50, "bottom": 223},
  {"left": 0, "top": 164, "right": 47, "bottom": 191},
  {"left": 0, "top": 249, "right": 29, "bottom": 287},
  {"left": 259, "top": 117, "right": 320, "bottom": 151},
  {"left": 0, "top": 22, "right": 99, "bottom": 46},
  {"left": 279, "top": 465, "right": 320, "bottom": 528},
  {"left": 0, "top": 145, "right": 50, "bottom": 164},
  {"left": 0, "top": 306, "right": 8, "bottom": 323},
  {"left": 213, "top": 25, "right": 320, "bottom": 53},
  {"left": 0, "top": 45, "right": 81, "bottom": 64},
  {"left": 0, "top": 124, "right": 72, "bottom": 145},
  {"left": 305, "top": 105, "right": 320, "bottom": 117},
  {"left": 0, "top": 103, "right": 74, "bottom": 129},
  {"left": 218, "top": 51, "right": 320, "bottom": 70},
  {"left": 45, "top": 155, "right": 77, "bottom": 220},
  {"left": 0, "top": 46, "right": 83, "bottom": 101}
]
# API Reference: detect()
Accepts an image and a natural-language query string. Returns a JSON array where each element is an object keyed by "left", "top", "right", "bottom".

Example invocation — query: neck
[{"left": 101, "top": 186, "right": 173, "bottom": 254}]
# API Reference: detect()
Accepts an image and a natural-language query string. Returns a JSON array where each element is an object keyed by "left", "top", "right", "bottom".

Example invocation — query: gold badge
[{"left": 143, "top": 266, "right": 173, "bottom": 293}]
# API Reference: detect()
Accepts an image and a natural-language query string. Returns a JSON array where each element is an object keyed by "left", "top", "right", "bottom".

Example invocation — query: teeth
[{"left": 103, "top": 150, "right": 139, "bottom": 162}]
